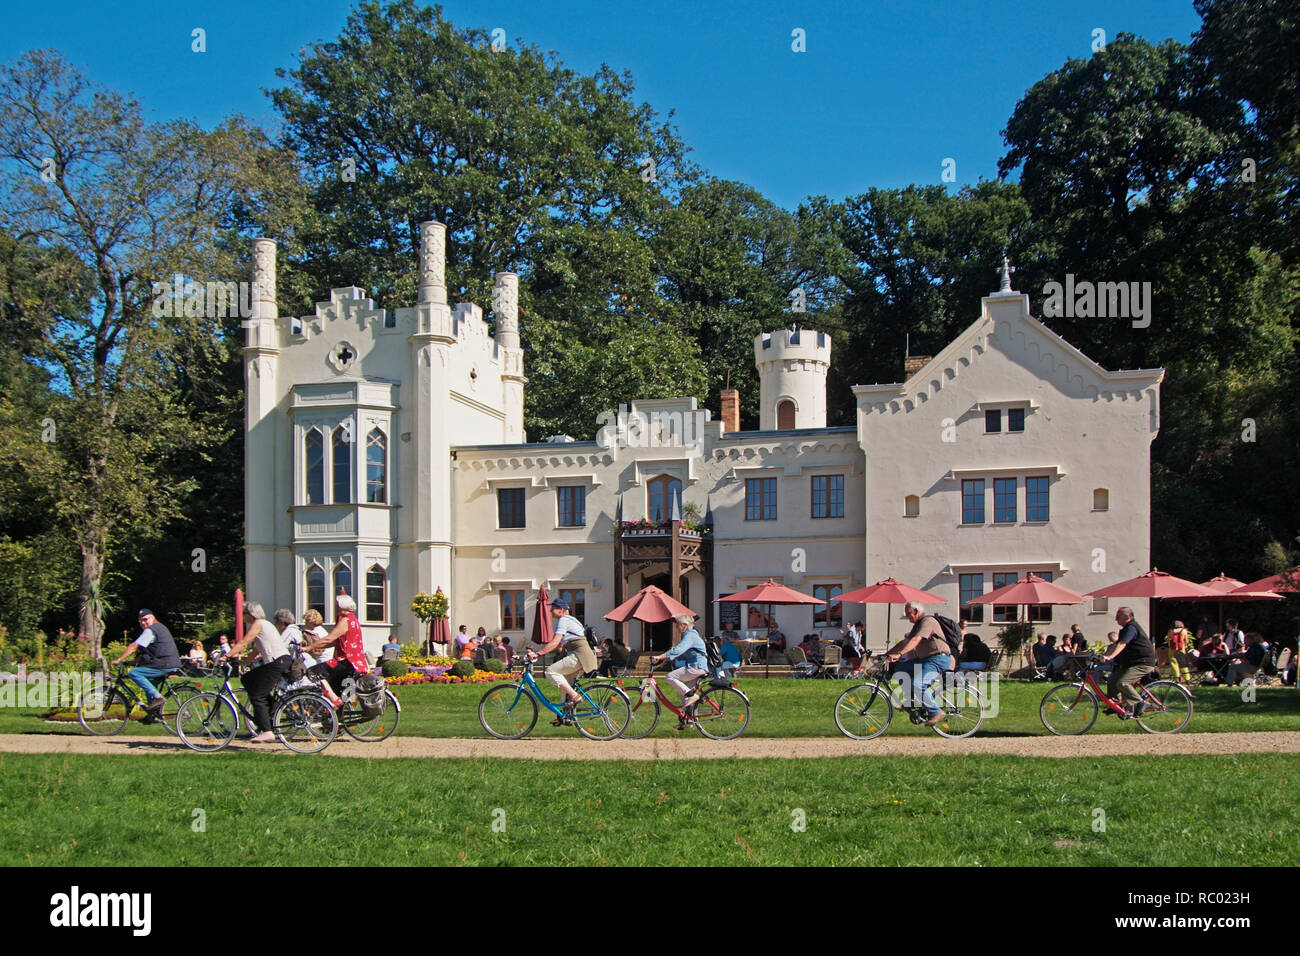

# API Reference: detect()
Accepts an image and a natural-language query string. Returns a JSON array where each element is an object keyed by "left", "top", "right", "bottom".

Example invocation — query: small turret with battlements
[{"left": 754, "top": 326, "right": 832, "bottom": 430}]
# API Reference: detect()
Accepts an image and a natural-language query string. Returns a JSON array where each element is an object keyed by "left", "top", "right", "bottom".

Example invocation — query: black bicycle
[
  {"left": 77, "top": 665, "right": 201, "bottom": 737},
  {"left": 175, "top": 658, "right": 337, "bottom": 753}
]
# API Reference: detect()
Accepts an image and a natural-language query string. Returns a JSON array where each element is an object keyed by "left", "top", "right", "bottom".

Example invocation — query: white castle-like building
[{"left": 243, "top": 223, "right": 1164, "bottom": 655}]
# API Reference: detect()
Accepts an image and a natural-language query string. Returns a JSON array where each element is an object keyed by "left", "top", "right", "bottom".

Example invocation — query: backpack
[
  {"left": 584, "top": 625, "right": 600, "bottom": 650},
  {"left": 933, "top": 615, "right": 963, "bottom": 658}
]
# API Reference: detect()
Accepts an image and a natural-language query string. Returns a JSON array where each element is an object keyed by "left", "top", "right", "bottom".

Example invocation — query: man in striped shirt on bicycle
[{"left": 532, "top": 598, "right": 597, "bottom": 724}]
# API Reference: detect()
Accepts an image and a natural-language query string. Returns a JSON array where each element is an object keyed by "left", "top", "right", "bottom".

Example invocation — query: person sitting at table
[
  {"left": 761, "top": 627, "right": 786, "bottom": 663},
  {"left": 797, "top": 633, "right": 819, "bottom": 661},
  {"left": 1224, "top": 632, "right": 1267, "bottom": 686},
  {"left": 1030, "top": 634, "right": 1051, "bottom": 674},
  {"left": 1223, "top": 619, "right": 1245, "bottom": 655},
  {"left": 958, "top": 633, "right": 992, "bottom": 672},
  {"left": 719, "top": 638, "right": 742, "bottom": 677}
]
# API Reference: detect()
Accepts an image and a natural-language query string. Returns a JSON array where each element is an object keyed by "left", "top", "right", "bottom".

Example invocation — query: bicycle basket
[{"left": 355, "top": 673, "right": 387, "bottom": 715}]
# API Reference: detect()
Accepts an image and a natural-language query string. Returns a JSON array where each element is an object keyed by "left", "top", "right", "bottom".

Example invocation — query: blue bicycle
[{"left": 477, "top": 654, "right": 631, "bottom": 740}]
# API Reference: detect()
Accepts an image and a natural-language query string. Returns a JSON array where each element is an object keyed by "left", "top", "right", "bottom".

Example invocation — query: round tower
[
  {"left": 754, "top": 326, "right": 832, "bottom": 430},
  {"left": 493, "top": 271, "right": 526, "bottom": 443}
]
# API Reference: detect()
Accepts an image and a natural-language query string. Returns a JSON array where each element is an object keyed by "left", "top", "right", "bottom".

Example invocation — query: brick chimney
[
  {"left": 904, "top": 355, "right": 931, "bottom": 379},
  {"left": 720, "top": 388, "right": 740, "bottom": 434}
]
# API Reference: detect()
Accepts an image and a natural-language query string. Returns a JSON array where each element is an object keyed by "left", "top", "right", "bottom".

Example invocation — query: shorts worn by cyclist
[{"left": 543, "top": 602, "right": 597, "bottom": 701}]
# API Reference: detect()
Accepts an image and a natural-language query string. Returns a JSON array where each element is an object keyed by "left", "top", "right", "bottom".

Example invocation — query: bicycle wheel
[
  {"left": 272, "top": 692, "right": 338, "bottom": 754},
  {"left": 77, "top": 685, "right": 132, "bottom": 736},
  {"left": 621, "top": 686, "right": 661, "bottom": 739},
  {"left": 231, "top": 685, "right": 251, "bottom": 733},
  {"left": 175, "top": 693, "right": 238, "bottom": 752},
  {"left": 1039, "top": 683, "right": 1098, "bottom": 735},
  {"left": 478, "top": 683, "right": 538, "bottom": 739},
  {"left": 930, "top": 679, "right": 983, "bottom": 738},
  {"left": 159, "top": 684, "right": 201, "bottom": 737},
  {"left": 834, "top": 682, "right": 893, "bottom": 740},
  {"left": 1135, "top": 681, "right": 1193, "bottom": 734},
  {"left": 694, "top": 686, "right": 751, "bottom": 740},
  {"left": 574, "top": 683, "right": 631, "bottom": 740},
  {"left": 341, "top": 690, "right": 401, "bottom": 741}
]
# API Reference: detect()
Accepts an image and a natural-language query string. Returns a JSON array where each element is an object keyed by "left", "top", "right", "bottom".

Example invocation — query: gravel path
[{"left": 1, "top": 731, "right": 1297, "bottom": 760}]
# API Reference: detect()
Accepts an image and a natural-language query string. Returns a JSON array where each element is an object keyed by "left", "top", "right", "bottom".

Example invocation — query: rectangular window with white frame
[
  {"left": 1026, "top": 476, "right": 1050, "bottom": 522},
  {"left": 557, "top": 486, "right": 586, "bottom": 527},
  {"left": 959, "top": 573, "right": 984, "bottom": 624},
  {"left": 501, "top": 590, "right": 525, "bottom": 630}
]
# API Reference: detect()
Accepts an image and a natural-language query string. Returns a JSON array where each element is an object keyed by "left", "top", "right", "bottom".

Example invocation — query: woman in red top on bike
[{"left": 302, "top": 594, "right": 371, "bottom": 707}]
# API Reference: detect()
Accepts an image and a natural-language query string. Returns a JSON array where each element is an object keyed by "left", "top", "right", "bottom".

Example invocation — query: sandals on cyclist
[{"left": 248, "top": 731, "right": 276, "bottom": 743}]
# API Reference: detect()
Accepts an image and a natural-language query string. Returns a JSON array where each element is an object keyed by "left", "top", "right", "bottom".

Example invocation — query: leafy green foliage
[
  {"left": 449, "top": 659, "right": 477, "bottom": 678},
  {"left": 380, "top": 659, "right": 410, "bottom": 678}
]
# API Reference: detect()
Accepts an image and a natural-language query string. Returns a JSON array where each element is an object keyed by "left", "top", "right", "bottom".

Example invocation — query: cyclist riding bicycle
[
  {"left": 110, "top": 609, "right": 182, "bottom": 723},
  {"left": 530, "top": 598, "right": 596, "bottom": 724},
  {"left": 884, "top": 601, "right": 952, "bottom": 726},
  {"left": 301, "top": 594, "right": 370, "bottom": 708},
  {"left": 1097, "top": 606, "right": 1156, "bottom": 717},
  {"left": 651, "top": 614, "right": 708, "bottom": 731},
  {"left": 225, "top": 601, "right": 292, "bottom": 743}
]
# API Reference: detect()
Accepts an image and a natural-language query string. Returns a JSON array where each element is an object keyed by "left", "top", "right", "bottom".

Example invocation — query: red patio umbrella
[
  {"left": 716, "top": 580, "right": 824, "bottom": 605},
  {"left": 1184, "top": 573, "right": 1284, "bottom": 631},
  {"left": 530, "top": 586, "right": 554, "bottom": 650},
  {"left": 605, "top": 585, "right": 695, "bottom": 624},
  {"left": 1085, "top": 568, "right": 1217, "bottom": 600},
  {"left": 969, "top": 574, "right": 1086, "bottom": 607},
  {"left": 1232, "top": 566, "right": 1300, "bottom": 594},
  {"left": 970, "top": 575, "right": 1085, "bottom": 669},
  {"left": 429, "top": 617, "right": 451, "bottom": 656},
  {"left": 832, "top": 577, "right": 945, "bottom": 646}
]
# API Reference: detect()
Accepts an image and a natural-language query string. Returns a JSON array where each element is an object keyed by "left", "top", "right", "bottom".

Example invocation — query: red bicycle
[
  {"left": 1040, "top": 654, "right": 1193, "bottom": 735},
  {"left": 620, "top": 664, "right": 751, "bottom": 740}
]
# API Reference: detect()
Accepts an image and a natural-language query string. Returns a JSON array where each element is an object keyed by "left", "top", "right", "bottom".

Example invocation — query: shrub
[
  {"left": 996, "top": 621, "right": 1035, "bottom": 667},
  {"left": 101, "top": 640, "right": 130, "bottom": 662},
  {"left": 449, "top": 659, "right": 476, "bottom": 678},
  {"left": 399, "top": 641, "right": 426, "bottom": 662},
  {"left": 480, "top": 657, "right": 505, "bottom": 673},
  {"left": 380, "top": 659, "right": 409, "bottom": 678}
]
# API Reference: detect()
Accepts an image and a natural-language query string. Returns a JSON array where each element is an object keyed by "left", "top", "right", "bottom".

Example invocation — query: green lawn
[
  {"left": 6, "top": 677, "right": 1299, "bottom": 738},
  {"left": 1, "top": 751, "right": 1295, "bottom": 866}
]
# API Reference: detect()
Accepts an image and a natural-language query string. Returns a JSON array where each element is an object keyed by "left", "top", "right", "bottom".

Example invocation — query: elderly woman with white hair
[
  {"left": 652, "top": 614, "right": 709, "bottom": 731},
  {"left": 225, "top": 601, "right": 292, "bottom": 743},
  {"left": 301, "top": 594, "right": 371, "bottom": 707}
]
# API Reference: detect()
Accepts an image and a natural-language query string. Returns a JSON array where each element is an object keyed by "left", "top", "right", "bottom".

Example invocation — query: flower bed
[{"left": 386, "top": 667, "right": 513, "bottom": 686}]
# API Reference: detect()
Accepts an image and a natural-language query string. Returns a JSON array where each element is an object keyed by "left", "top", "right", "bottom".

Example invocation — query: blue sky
[{"left": 4, "top": 0, "right": 1203, "bottom": 209}]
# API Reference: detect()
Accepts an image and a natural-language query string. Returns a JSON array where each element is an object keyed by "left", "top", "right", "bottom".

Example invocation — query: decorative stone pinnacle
[{"left": 996, "top": 255, "right": 1016, "bottom": 294}]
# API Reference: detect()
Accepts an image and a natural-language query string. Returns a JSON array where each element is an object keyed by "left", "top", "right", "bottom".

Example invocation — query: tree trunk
[{"left": 78, "top": 539, "right": 106, "bottom": 662}]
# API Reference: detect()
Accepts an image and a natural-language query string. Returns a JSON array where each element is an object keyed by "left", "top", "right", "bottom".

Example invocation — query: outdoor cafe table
[{"left": 1195, "top": 654, "right": 1233, "bottom": 684}]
